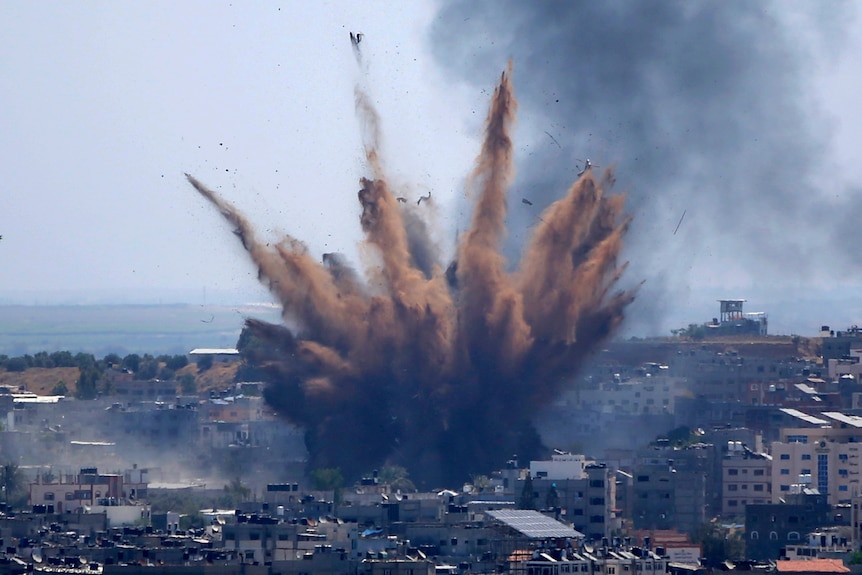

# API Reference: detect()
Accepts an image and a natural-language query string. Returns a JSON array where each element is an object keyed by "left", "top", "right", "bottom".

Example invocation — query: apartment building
[
  {"left": 771, "top": 414, "right": 862, "bottom": 505},
  {"left": 721, "top": 441, "right": 772, "bottom": 517}
]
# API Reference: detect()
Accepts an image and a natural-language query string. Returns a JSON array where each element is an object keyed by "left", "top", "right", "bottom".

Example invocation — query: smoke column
[
  {"left": 431, "top": 1, "right": 857, "bottom": 334},
  {"left": 187, "top": 67, "right": 636, "bottom": 487}
]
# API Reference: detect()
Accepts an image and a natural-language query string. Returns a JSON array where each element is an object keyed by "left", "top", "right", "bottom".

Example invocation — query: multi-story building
[
  {"left": 519, "top": 453, "right": 618, "bottom": 540},
  {"left": 745, "top": 489, "right": 836, "bottom": 561},
  {"left": 771, "top": 413, "right": 862, "bottom": 505},
  {"left": 632, "top": 444, "right": 713, "bottom": 533},
  {"left": 721, "top": 441, "right": 772, "bottom": 517}
]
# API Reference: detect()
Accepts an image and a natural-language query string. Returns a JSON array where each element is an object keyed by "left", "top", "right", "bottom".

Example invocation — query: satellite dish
[
  {"left": 211, "top": 525, "right": 221, "bottom": 533},
  {"left": 31, "top": 549, "right": 43, "bottom": 564},
  {"left": 79, "top": 556, "right": 87, "bottom": 566},
  {"left": 583, "top": 543, "right": 595, "bottom": 554}
]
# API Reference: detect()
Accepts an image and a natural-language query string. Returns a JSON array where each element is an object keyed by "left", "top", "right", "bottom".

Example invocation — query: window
[
  {"left": 590, "top": 497, "right": 605, "bottom": 505},
  {"left": 839, "top": 454, "right": 849, "bottom": 462},
  {"left": 754, "top": 484, "right": 764, "bottom": 491},
  {"left": 840, "top": 485, "right": 849, "bottom": 492},
  {"left": 780, "top": 485, "right": 790, "bottom": 491},
  {"left": 787, "top": 435, "right": 808, "bottom": 444},
  {"left": 590, "top": 480, "right": 604, "bottom": 488},
  {"left": 637, "top": 475, "right": 649, "bottom": 482},
  {"left": 44, "top": 492, "right": 54, "bottom": 501},
  {"left": 780, "top": 454, "right": 790, "bottom": 460},
  {"left": 802, "top": 454, "right": 812, "bottom": 460},
  {"left": 801, "top": 469, "right": 811, "bottom": 475},
  {"left": 728, "top": 485, "right": 738, "bottom": 491},
  {"left": 788, "top": 532, "right": 800, "bottom": 541},
  {"left": 728, "top": 500, "right": 738, "bottom": 507},
  {"left": 728, "top": 469, "right": 739, "bottom": 476},
  {"left": 770, "top": 532, "right": 778, "bottom": 540},
  {"left": 781, "top": 469, "right": 790, "bottom": 475},
  {"left": 754, "top": 469, "right": 765, "bottom": 476},
  {"left": 750, "top": 531, "right": 759, "bottom": 540}
]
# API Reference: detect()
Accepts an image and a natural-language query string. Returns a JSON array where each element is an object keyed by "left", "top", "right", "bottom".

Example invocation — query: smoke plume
[
  {"left": 431, "top": 1, "right": 857, "bottom": 334},
  {"left": 187, "top": 67, "right": 636, "bottom": 487}
]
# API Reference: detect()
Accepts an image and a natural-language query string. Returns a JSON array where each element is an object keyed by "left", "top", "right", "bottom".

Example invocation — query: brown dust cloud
[{"left": 186, "top": 66, "right": 637, "bottom": 487}]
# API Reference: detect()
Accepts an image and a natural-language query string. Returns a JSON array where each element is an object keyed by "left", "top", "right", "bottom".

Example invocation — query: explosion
[{"left": 187, "top": 66, "right": 636, "bottom": 487}]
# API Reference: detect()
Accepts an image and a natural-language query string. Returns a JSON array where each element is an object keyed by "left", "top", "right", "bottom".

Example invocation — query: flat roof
[
  {"left": 821, "top": 412, "right": 862, "bottom": 428},
  {"left": 486, "top": 509, "right": 583, "bottom": 539},
  {"left": 189, "top": 348, "right": 239, "bottom": 355},
  {"left": 779, "top": 408, "right": 830, "bottom": 426}
]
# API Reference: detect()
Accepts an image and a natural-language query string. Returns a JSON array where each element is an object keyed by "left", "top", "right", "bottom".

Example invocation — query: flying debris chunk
[
  {"left": 187, "top": 64, "right": 637, "bottom": 487},
  {"left": 349, "top": 32, "right": 363, "bottom": 47},
  {"left": 673, "top": 209, "right": 687, "bottom": 235},
  {"left": 521, "top": 198, "right": 533, "bottom": 206},
  {"left": 576, "top": 158, "right": 597, "bottom": 176},
  {"left": 396, "top": 197, "right": 407, "bottom": 203},
  {"left": 544, "top": 131, "right": 562, "bottom": 149},
  {"left": 417, "top": 191, "right": 432, "bottom": 205}
]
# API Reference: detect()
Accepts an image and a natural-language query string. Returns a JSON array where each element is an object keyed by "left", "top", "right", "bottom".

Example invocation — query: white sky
[
  {"left": 2, "top": 1, "right": 861, "bottom": 335},
  {"left": 0, "top": 1, "right": 479, "bottom": 304}
]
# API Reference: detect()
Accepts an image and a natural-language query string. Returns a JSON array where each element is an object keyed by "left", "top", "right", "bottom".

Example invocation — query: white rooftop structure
[
  {"left": 779, "top": 408, "right": 830, "bottom": 426},
  {"left": 486, "top": 509, "right": 583, "bottom": 539},
  {"left": 820, "top": 412, "right": 862, "bottom": 428}
]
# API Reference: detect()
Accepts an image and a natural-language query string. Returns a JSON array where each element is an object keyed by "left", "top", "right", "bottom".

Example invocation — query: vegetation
[
  {"left": 220, "top": 477, "right": 252, "bottom": 508},
  {"left": 671, "top": 323, "right": 707, "bottom": 340},
  {"left": 1, "top": 349, "right": 231, "bottom": 398},
  {"left": 310, "top": 467, "right": 344, "bottom": 507},
  {"left": 377, "top": 465, "right": 416, "bottom": 492},
  {"left": 0, "top": 462, "right": 27, "bottom": 510},
  {"left": 690, "top": 521, "right": 745, "bottom": 567},
  {"left": 518, "top": 473, "right": 536, "bottom": 510},
  {"left": 651, "top": 426, "right": 704, "bottom": 448}
]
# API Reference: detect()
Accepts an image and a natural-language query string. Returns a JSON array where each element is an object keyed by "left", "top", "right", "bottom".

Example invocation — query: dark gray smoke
[
  {"left": 188, "top": 69, "right": 636, "bottom": 487},
  {"left": 431, "top": 0, "right": 857, "bottom": 333}
]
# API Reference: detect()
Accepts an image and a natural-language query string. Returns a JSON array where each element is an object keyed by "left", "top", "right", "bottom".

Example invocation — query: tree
[
  {"left": 310, "top": 467, "right": 344, "bottom": 507},
  {"left": 519, "top": 474, "right": 536, "bottom": 510},
  {"left": 220, "top": 477, "right": 251, "bottom": 508},
  {"left": 102, "top": 353, "right": 122, "bottom": 368},
  {"left": 179, "top": 373, "right": 197, "bottom": 395},
  {"left": 690, "top": 521, "right": 744, "bottom": 567},
  {"left": 196, "top": 355, "right": 214, "bottom": 372},
  {"left": 51, "top": 381, "right": 68, "bottom": 396},
  {"left": 75, "top": 367, "right": 100, "bottom": 399},
  {"left": 164, "top": 355, "right": 189, "bottom": 371},
  {"left": 378, "top": 465, "right": 416, "bottom": 492},
  {"left": 137, "top": 358, "right": 159, "bottom": 380},
  {"left": 122, "top": 354, "right": 141, "bottom": 372},
  {"left": 0, "top": 462, "right": 26, "bottom": 510},
  {"left": 5, "top": 357, "right": 27, "bottom": 372}
]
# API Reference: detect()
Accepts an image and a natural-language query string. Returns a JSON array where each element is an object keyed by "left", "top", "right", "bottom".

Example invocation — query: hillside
[{"left": 0, "top": 362, "right": 239, "bottom": 397}]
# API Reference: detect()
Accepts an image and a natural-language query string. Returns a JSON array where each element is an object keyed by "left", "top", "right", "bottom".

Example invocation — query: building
[
  {"left": 721, "top": 441, "right": 772, "bottom": 518},
  {"left": 745, "top": 489, "right": 836, "bottom": 561},
  {"left": 771, "top": 414, "right": 862, "bottom": 505}
]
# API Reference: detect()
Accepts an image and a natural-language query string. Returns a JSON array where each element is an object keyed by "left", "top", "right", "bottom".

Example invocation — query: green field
[{"left": 0, "top": 303, "right": 283, "bottom": 356}]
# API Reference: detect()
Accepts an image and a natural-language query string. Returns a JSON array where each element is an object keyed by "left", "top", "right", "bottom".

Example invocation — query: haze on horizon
[{"left": 2, "top": 1, "right": 862, "bottom": 338}]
